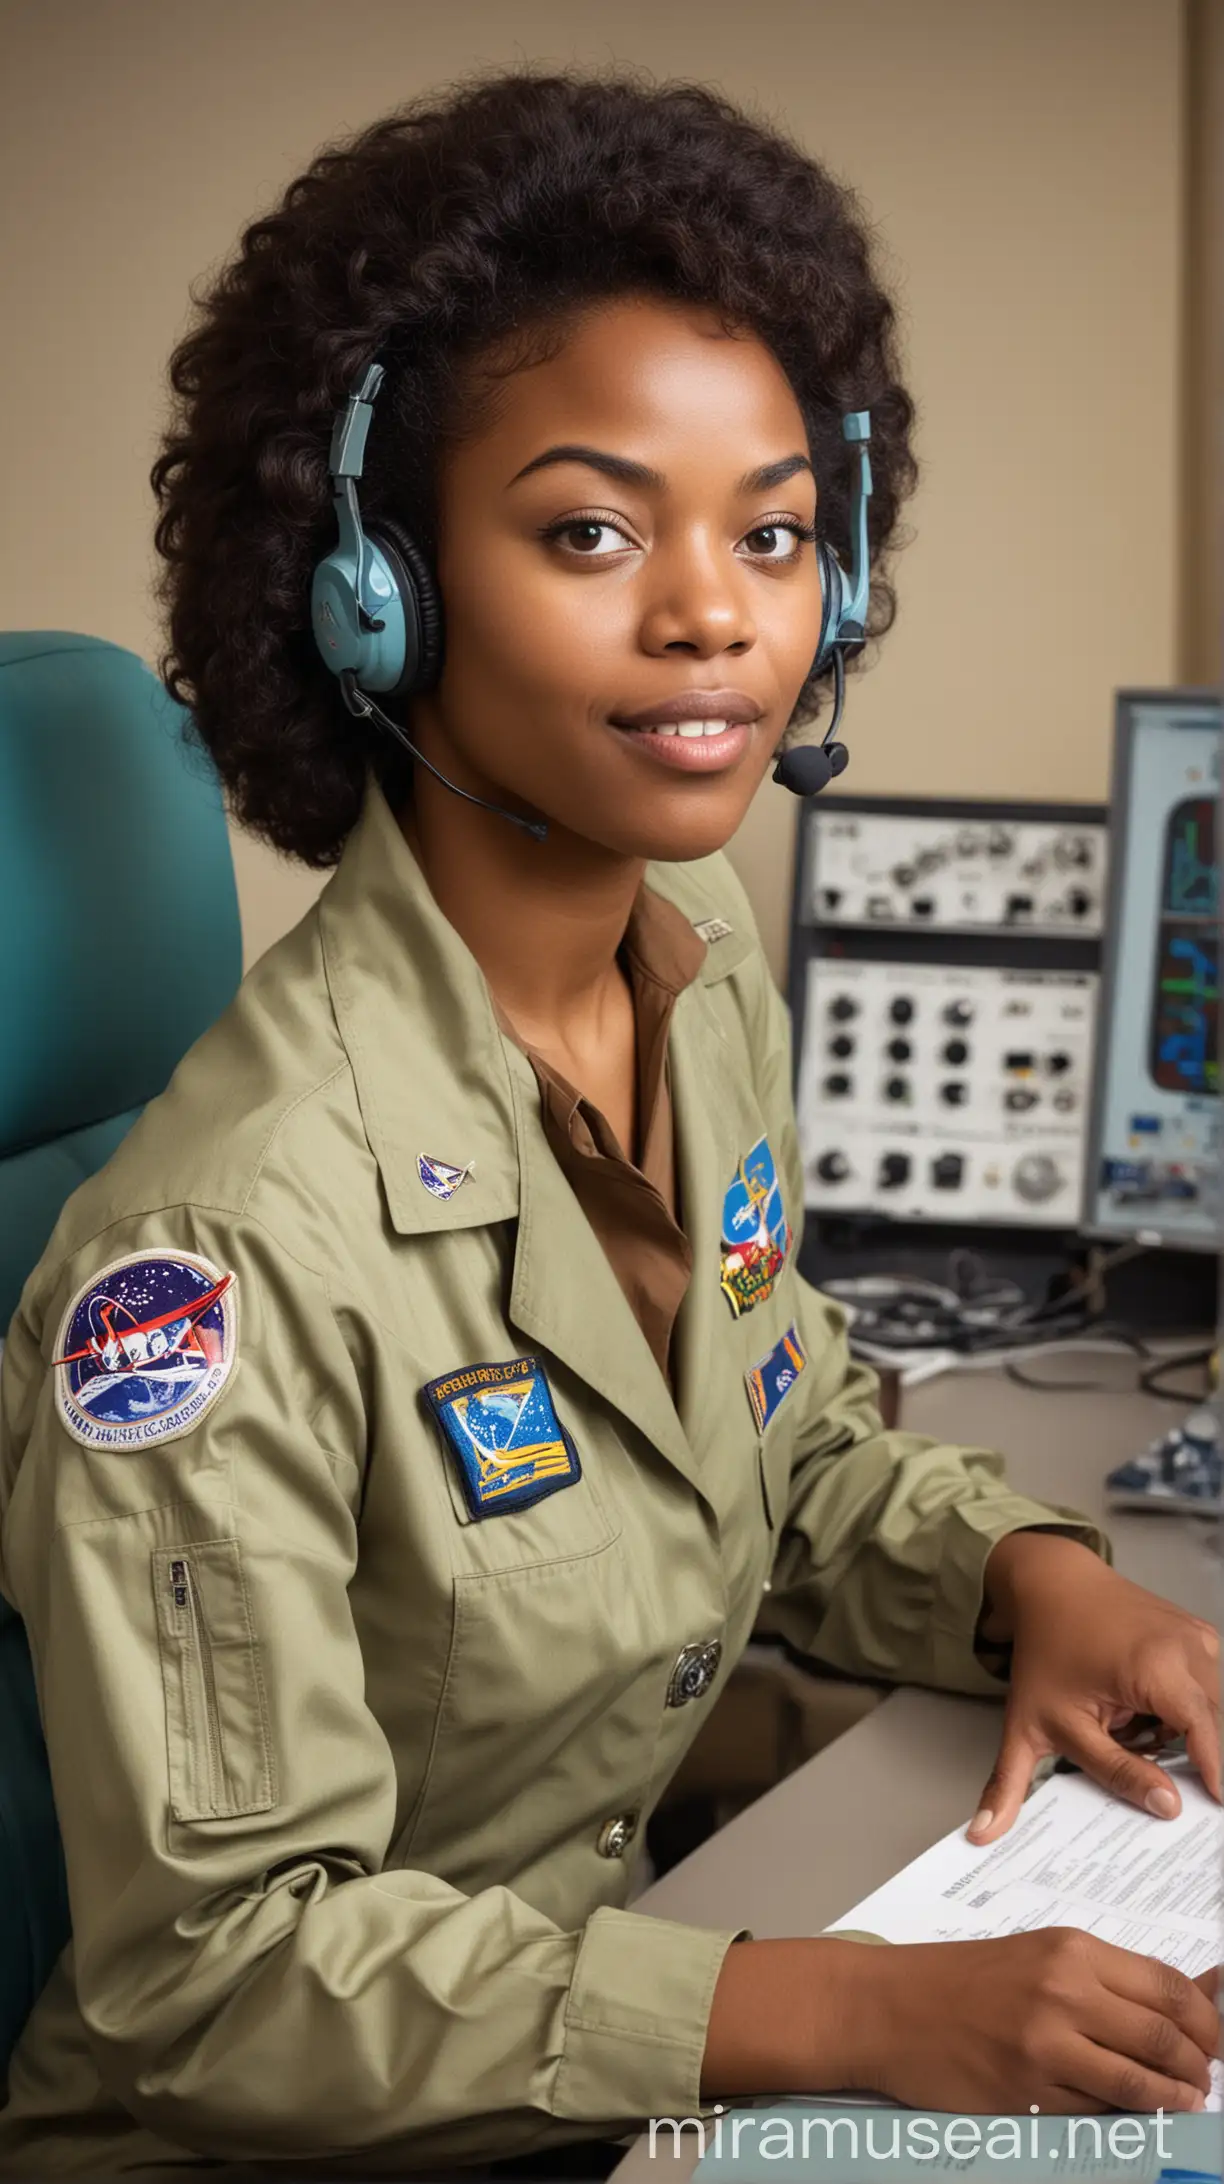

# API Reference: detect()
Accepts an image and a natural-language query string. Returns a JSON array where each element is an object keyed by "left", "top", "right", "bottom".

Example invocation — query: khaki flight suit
[{"left": 0, "top": 779, "right": 1098, "bottom": 2177}]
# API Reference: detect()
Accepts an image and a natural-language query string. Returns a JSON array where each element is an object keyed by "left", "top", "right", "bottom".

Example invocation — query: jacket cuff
[
  {"left": 928, "top": 1496, "right": 1110, "bottom": 1693},
  {"left": 553, "top": 1907, "right": 744, "bottom": 2124}
]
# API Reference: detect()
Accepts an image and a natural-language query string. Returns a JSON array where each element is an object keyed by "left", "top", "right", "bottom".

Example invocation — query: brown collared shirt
[{"left": 494, "top": 886, "right": 707, "bottom": 1387}]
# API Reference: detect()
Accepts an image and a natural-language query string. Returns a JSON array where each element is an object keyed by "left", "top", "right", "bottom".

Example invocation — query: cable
[
  {"left": 827, "top": 1277, "right": 1095, "bottom": 1357},
  {"left": 1002, "top": 1329, "right": 1151, "bottom": 1393},
  {"left": 824, "top": 1240, "right": 1163, "bottom": 1378},
  {"left": 1137, "top": 1344, "right": 1215, "bottom": 1403}
]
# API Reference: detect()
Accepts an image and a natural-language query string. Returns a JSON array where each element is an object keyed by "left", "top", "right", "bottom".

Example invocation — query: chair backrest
[{"left": 0, "top": 630, "right": 242, "bottom": 2073}]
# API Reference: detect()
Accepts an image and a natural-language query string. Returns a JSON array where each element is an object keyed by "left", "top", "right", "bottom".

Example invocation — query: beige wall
[
  {"left": 2, "top": 0, "right": 1186, "bottom": 980},
  {"left": 1182, "top": 0, "right": 1224, "bottom": 685}
]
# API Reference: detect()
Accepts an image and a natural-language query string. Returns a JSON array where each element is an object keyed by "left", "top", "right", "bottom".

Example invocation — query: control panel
[
  {"left": 790, "top": 795, "right": 1106, "bottom": 1234},
  {"left": 796, "top": 958, "right": 1098, "bottom": 1227},
  {"left": 806, "top": 810, "right": 1108, "bottom": 936}
]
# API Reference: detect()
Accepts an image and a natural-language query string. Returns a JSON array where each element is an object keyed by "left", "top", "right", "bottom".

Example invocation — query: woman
[{"left": 0, "top": 67, "right": 1218, "bottom": 2179}]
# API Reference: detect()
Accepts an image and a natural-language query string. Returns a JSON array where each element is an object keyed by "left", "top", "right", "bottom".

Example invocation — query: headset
[{"left": 310, "top": 359, "right": 873, "bottom": 842}]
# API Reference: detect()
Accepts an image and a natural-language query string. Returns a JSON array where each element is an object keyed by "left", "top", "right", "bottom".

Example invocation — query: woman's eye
[
  {"left": 741, "top": 523, "right": 809, "bottom": 560},
  {"left": 547, "top": 519, "right": 632, "bottom": 557}
]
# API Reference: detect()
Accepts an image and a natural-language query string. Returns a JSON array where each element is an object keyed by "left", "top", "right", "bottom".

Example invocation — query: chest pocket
[
  {"left": 398, "top": 1455, "right": 649, "bottom": 1885},
  {"left": 397, "top": 1362, "right": 660, "bottom": 1884}
]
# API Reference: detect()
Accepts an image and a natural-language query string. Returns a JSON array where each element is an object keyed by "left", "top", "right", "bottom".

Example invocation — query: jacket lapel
[
  {"left": 504, "top": 1042, "right": 706, "bottom": 1498},
  {"left": 669, "top": 974, "right": 773, "bottom": 1461},
  {"left": 318, "top": 782, "right": 520, "bottom": 1235}
]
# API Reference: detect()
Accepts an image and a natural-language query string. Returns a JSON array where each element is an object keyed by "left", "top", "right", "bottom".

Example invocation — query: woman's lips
[{"left": 612, "top": 719, "right": 752, "bottom": 771}]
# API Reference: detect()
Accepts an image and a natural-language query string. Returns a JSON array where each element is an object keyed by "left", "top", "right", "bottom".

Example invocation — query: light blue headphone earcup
[{"left": 311, "top": 541, "right": 408, "bottom": 693}]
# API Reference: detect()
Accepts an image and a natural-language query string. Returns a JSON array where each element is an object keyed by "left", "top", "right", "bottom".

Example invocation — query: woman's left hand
[{"left": 966, "top": 1531, "right": 1221, "bottom": 1844}]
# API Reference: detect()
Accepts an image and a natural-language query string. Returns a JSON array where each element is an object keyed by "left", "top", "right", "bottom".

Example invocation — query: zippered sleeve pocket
[{"left": 152, "top": 1540, "right": 276, "bottom": 1822}]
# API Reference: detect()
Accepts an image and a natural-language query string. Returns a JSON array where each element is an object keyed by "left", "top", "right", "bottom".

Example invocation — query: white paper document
[{"left": 827, "top": 1762, "right": 1224, "bottom": 2106}]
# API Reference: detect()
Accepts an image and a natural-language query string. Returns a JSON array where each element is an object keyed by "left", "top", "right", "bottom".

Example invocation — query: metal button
[
  {"left": 596, "top": 1813, "right": 638, "bottom": 1860},
  {"left": 666, "top": 1639, "right": 723, "bottom": 1708}
]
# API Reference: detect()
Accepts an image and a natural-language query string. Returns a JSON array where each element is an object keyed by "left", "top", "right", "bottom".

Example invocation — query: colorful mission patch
[
  {"left": 720, "top": 1134, "right": 792, "bottom": 1318},
  {"left": 745, "top": 1324, "right": 807, "bottom": 1433},
  {"left": 52, "top": 1249, "right": 238, "bottom": 1451},
  {"left": 423, "top": 1356, "right": 581, "bottom": 1520}
]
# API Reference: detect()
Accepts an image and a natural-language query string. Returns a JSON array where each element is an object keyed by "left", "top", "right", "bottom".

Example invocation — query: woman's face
[{"left": 412, "top": 292, "right": 823, "bottom": 864}]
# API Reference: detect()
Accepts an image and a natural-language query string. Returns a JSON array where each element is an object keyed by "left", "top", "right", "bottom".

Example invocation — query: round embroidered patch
[{"left": 52, "top": 1249, "right": 238, "bottom": 1451}]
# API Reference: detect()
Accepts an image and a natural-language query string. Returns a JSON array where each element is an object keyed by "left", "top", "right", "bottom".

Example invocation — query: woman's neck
[{"left": 397, "top": 770, "right": 647, "bottom": 1052}]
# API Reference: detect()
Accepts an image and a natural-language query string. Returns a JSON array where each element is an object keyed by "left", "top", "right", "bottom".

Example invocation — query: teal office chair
[{"left": 0, "top": 631, "right": 242, "bottom": 2075}]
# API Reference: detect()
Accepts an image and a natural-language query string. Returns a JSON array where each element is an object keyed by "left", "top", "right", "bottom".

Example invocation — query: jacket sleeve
[
  {"left": 745, "top": 958, "right": 1107, "bottom": 1697},
  {"left": 0, "top": 1207, "right": 738, "bottom": 2167}
]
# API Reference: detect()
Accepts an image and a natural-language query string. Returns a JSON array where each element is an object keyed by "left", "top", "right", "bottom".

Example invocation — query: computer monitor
[{"left": 1084, "top": 689, "right": 1220, "bottom": 1250}]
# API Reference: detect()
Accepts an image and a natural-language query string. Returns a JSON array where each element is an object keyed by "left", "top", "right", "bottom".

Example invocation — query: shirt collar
[
  {"left": 318, "top": 778, "right": 521, "bottom": 1235},
  {"left": 316, "top": 779, "right": 709, "bottom": 1238}
]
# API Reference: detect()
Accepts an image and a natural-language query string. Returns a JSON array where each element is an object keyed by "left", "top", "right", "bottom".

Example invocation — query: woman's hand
[
  {"left": 967, "top": 1532, "right": 1221, "bottom": 1844},
  {"left": 858, "top": 1930, "right": 1217, "bottom": 2115},
  {"left": 704, "top": 1936, "right": 1218, "bottom": 2113}
]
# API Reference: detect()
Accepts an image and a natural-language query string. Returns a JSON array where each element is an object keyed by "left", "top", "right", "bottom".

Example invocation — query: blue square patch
[
  {"left": 745, "top": 1324, "right": 807, "bottom": 1434},
  {"left": 423, "top": 1356, "right": 581, "bottom": 1520}
]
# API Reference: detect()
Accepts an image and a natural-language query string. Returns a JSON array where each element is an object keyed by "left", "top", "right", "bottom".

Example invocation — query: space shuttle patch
[
  {"left": 423, "top": 1355, "right": 580, "bottom": 1520},
  {"left": 52, "top": 1249, "right": 239, "bottom": 1451}
]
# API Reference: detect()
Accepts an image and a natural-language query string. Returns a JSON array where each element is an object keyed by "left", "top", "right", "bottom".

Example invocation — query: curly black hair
[{"left": 151, "top": 68, "right": 917, "bottom": 868}]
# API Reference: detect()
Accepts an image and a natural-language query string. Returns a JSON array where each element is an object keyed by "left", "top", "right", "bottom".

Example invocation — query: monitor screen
[{"left": 1084, "top": 691, "right": 1220, "bottom": 1249}]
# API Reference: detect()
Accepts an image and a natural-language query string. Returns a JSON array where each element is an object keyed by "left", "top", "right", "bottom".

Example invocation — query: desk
[{"left": 613, "top": 1364, "right": 1218, "bottom": 2183}]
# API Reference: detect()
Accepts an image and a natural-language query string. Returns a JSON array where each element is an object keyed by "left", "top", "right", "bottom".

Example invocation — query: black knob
[
  {"left": 823, "top": 1073, "right": 852, "bottom": 1097},
  {"left": 1067, "top": 889, "right": 1092, "bottom": 918},
  {"left": 878, "top": 1152, "right": 911, "bottom": 1189},
  {"left": 910, "top": 896, "right": 935, "bottom": 918},
  {"left": 828, "top": 995, "right": 858, "bottom": 1022},
  {"left": 889, "top": 997, "right": 915, "bottom": 1026},
  {"left": 887, "top": 1037, "right": 912, "bottom": 1063},
  {"left": 942, "top": 1038, "right": 970, "bottom": 1067},
  {"left": 1046, "top": 1051, "right": 1072, "bottom": 1075},
  {"left": 941, "top": 1081, "right": 969, "bottom": 1106},
  {"left": 932, "top": 1153, "right": 965, "bottom": 1189},
  {"left": 884, "top": 1075, "right": 910, "bottom": 1103},
  {"left": 829, "top": 1033, "right": 855, "bottom": 1060},
  {"left": 944, "top": 1000, "right": 974, "bottom": 1027},
  {"left": 816, "top": 1150, "right": 850, "bottom": 1184}
]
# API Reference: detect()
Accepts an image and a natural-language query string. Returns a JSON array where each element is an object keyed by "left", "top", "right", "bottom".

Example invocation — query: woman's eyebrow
[{"left": 506, "top": 444, "right": 814, "bottom": 494}]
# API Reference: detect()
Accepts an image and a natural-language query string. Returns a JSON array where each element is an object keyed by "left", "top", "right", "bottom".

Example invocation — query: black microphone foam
[{"left": 772, "top": 740, "right": 847, "bottom": 797}]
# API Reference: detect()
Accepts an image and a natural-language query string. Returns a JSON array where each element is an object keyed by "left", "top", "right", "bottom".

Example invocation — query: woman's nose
[{"left": 637, "top": 540, "right": 757, "bottom": 657}]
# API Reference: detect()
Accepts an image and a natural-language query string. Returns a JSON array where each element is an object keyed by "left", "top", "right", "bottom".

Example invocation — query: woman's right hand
[{"left": 852, "top": 1930, "right": 1217, "bottom": 2115}]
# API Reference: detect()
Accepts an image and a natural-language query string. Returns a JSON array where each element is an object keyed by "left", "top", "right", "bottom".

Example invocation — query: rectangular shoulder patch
[
  {"left": 745, "top": 1325, "right": 807, "bottom": 1434},
  {"left": 693, "top": 915, "right": 733, "bottom": 944},
  {"left": 423, "top": 1355, "right": 581, "bottom": 1520}
]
